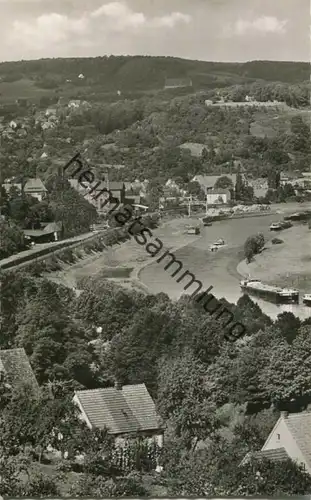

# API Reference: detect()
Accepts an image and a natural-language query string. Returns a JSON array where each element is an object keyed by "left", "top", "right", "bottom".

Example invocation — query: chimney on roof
[
  {"left": 281, "top": 411, "right": 288, "bottom": 419},
  {"left": 114, "top": 379, "right": 122, "bottom": 391}
]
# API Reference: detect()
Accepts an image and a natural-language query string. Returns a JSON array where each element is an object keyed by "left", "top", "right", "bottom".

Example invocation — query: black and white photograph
[{"left": 0, "top": 0, "right": 310, "bottom": 496}]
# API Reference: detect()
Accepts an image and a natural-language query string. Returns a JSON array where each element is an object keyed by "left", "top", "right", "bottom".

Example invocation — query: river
[{"left": 139, "top": 205, "right": 311, "bottom": 321}]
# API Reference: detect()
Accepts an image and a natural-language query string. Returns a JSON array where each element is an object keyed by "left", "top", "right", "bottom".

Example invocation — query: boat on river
[
  {"left": 240, "top": 279, "right": 299, "bottom": 304},
  {"left": 302, "top": 294, "right": 311, "bottom": 306}
]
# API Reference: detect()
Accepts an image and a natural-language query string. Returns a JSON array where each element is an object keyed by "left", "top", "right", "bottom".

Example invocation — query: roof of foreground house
[
  {"left": 75, "top": 383, "right": 163, "bottom": 435},
  {"left": 282, "top": 412, "right": 311, "bottom": 469},
  {"left": 253, "top": 447, "right": 289, "bottom": 461},
  {"left": 240, "top": 447, "right": 289, "bottom": 467},
  {"left": 0, "top": 348, "right": 39, "bottom": 391}
]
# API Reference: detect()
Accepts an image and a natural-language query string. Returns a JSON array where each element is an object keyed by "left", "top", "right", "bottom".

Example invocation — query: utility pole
[{"left": 205, "top": 187, "right": 209, "bottom": 214}]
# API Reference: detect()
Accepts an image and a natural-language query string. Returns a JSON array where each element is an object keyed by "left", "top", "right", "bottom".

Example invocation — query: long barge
[
  {"left": 284, "top": 211, "right": 311, "bottom": 222},
  {"left": 240, "top": 279, "right": 299, "bottom": 304}
]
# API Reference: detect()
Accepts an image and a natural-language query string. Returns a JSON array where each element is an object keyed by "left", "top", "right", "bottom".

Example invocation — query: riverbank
[
  {"left": 46, "top": 216, "right": 201, "bottom": 293},
  {"left": 237, "top": 224, "right": 311, "bottom": 293}
]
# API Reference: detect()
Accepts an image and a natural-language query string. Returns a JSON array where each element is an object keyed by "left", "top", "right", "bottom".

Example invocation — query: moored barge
[
  {"left": 240, "top": 279, "right": 299, "bottom": 304},
  {"left": 186, "top": 226, "right": 200, "bottom": 235},
  {"left": 284, "top": 211, "right": 311, "bottom": 222},
  {"left": 302, "top": 294, "right": 311, "bottom": 306}
]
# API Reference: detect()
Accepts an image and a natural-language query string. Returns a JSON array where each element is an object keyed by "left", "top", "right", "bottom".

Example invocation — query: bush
[
  {"left": 74, "top": 249, "right": 84, "bottom": 260},
  {"left": 92, "top": 239, "right": 105, "bottom": 252},
  {"left": 272, "top": 237, "right": 283, "bottom": 244},
  {"left": 26, "top": 260, "right": 46, "bottom": 276},
  {"left": 69, "top": 474, "right": 148, "bottom": 497},
  {"left": 44, "top": 255, "right": 62, "bottom": 272},
  {"left": 58, "top": 248, "right": 76, "bottom": 263},
  {"left": 22, "top": 473, "right": 60, "bottom": 496},
  {"left": 83, "top": 242, "right": 94, "bottom": 254},
  {"left": 244, "top": 232, "right": 265, "bottom": 263}
]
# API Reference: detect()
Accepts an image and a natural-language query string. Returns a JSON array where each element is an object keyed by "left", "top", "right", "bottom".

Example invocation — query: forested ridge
[{"left": 0, "top": 57, "right": 308, "bottom": 89}]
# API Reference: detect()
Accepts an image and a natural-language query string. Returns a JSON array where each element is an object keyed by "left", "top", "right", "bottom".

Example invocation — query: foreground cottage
[
  {"left": 242, "top": 411, "right": 311, "bottom": 474},
  {"left": 73, "top": 382, "right": 164, "bottom": 447}
]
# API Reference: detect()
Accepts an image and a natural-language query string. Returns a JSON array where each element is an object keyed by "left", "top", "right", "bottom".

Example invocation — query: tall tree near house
[
  {"left": 187, "top": 181, "right": 203, "bottom": 198},
  {"left": 261, "top": 326, "right": 311, "bottom": 410},
  {"left": 274, "top": 311, "right": 301, "bottom": 344},
  {"left": 235, "top": 171, "right": 244, "bottom": 200},
  {"left": 47, "top": 174, "right": 97, "bottom": 237},
  {"left": 0, "top": 186, "right": 10, "bottom": 217},
  {"left": 214, "top": 175, "right": 233, "bottom": 190},
  {"left": 157, "top": 349, "right": 219, "bottom": 449},
  {"left": 146, "top": 179, "right": 164, "bottom": 210},
  {"left": 0, "top": 219, "right": 28, "bottom": 259},
  {"left": 268, "top": 170, "right": 281, "bottom": 189}
]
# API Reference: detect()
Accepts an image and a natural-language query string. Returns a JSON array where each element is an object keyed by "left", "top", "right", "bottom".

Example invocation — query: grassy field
[
  {"left": 250, "top": 106, "right": 311, "bottom": 138},
  {"left": 0, "top": 78, "right": 52, "bottom": 103}
]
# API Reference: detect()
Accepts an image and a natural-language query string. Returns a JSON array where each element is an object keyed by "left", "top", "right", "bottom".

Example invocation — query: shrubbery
[
  {"left": 244, "top": 233, "right": 265, "bottom": 263},
  {"left": 272, "top": 237, "right": 283, "bottom": 245}
]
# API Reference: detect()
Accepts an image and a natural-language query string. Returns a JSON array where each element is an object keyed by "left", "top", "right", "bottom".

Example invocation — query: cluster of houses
[
  {"left": 160, "top": 169, "right": 311, "bottom": 208},
  {"left": 0, "top": 97, "right": 92, "bottom": 136},
  {"left": 34, "top": 98, "right": 91, "bottom": 130},
  {"left": 1, "top": 173, "right": 150, "bottom": 243},
  {"left": 67, "top": 176, "right": 148, "bottom": 214},
  {"left": 279, "top": 170, "right": 311, "bottom": 190},
  {"left": 2, "top": 346, "right": 311, "bottom": 474},
  {"left": 0, "top": 116, "right": 31, "bottom": 139},
  {"left": 160, "top": 173, "right": 245, "bottom": 207}
]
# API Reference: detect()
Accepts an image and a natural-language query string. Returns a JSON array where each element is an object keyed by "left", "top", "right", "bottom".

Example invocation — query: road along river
[{"left": 139, "top": 209, "right": 311, "bottom": 321}]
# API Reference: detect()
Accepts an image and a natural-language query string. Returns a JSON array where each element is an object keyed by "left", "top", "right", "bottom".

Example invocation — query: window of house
[{"left": 277, "top": 433, "right": 280, "bottom": 440}]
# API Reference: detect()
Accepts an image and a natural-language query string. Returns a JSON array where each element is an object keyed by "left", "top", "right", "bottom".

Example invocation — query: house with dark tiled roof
[
  {"left": 23, "top": 222, "right": 62, "bottom": 244},
  {"left": 73, "top": 383, "right": 164, "bottom": 447},
  {"left": 23, "top": 178, "right": 47, "bottom": 202},
  {"left": 0, "top": 348, "right": 39, "bottom": 394},
  {"left": 242, "top": 411, "right": 311, "bottom": 473}
]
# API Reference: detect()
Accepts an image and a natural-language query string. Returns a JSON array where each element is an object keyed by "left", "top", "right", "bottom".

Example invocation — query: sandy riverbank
[
  {"left": 45, "top": 217, "right": 201, "bottom": 293},
  {"left": 237, "top": 224, "right": 311, "bottom": 292}
]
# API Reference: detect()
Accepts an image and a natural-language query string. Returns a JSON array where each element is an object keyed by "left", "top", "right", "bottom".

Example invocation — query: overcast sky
[{"left": 0, "top": 0, "right": 309, "bottom": 62}]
